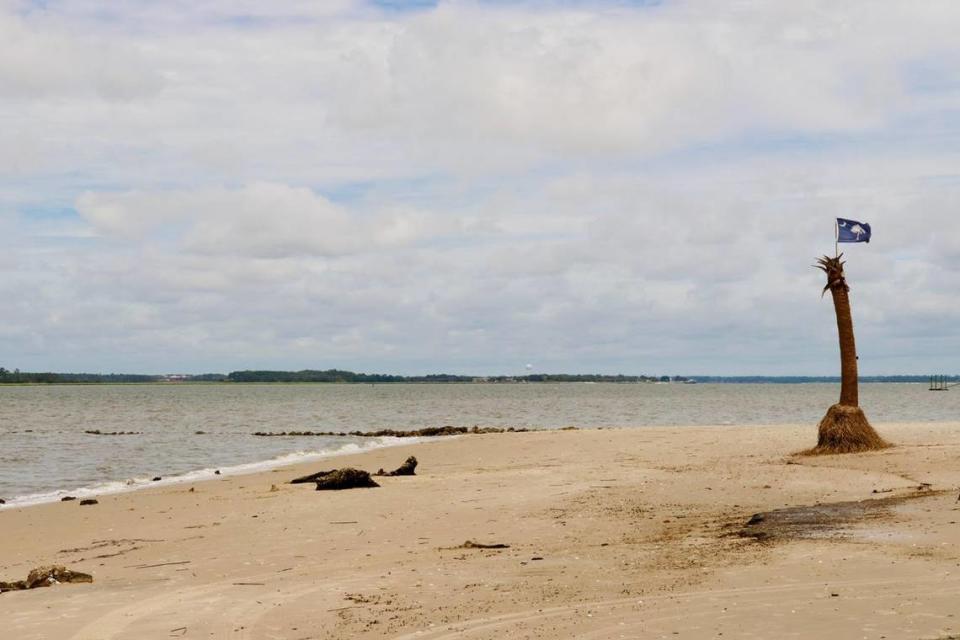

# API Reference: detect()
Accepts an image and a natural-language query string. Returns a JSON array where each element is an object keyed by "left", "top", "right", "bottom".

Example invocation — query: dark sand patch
[{"left": 738, "top": 489, "right": 947, "bottom": 541}]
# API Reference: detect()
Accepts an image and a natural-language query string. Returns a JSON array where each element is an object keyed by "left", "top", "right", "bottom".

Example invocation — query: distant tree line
[
  {"left": 0, "top": 368, "right": 159, "bottom": 383},
  {"left": 693, "top": 375, "right": 959, "bottom": 384},
  {"left": 226, "top": 369, "right": 471, "bottom": 383},
  {"left": 489, "top": 374, "right": 661, "bottom": 383},
  {"left": 225, "top": 369, "right": 660, "bottom": 383},
  {"left": 4, "top": 366, "right": 951, "bottom": 385},
  {"left": 190, "top": 373, "right": 229, "bottom": 382},
  {"left": 0, "top": 367, "right": 664, "bottom": 384}
]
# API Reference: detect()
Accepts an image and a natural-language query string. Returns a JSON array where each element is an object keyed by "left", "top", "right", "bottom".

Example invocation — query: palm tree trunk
[{"left": 828, "top": 284, "right": 859, "bottom": 406}]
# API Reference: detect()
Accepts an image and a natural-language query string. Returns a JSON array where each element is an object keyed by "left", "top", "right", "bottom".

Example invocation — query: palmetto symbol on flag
[{"left": 840, "top": 220, "right": 866, "bottom": 239}]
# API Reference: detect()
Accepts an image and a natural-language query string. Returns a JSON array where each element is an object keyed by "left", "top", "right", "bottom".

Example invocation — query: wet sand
[{"left": 2, "top": 423, "right": 959, "bottom": 639}]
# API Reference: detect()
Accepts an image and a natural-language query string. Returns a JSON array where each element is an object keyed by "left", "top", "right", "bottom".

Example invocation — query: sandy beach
[{"left": 2, "top": 423, "right": 959, "bottom": 639}]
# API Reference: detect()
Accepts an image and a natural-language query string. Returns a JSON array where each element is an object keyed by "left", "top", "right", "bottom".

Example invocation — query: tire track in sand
[
  {"left": 65, "top": 571, "right": 372, "bottom": 640},
  {"left": 391, "top": 573, "right": 960, "bottom": 640}
]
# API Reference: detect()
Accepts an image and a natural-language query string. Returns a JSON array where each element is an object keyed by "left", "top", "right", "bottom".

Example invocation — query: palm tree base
[{"left": 802, "top": 404, "right": 890, "bottom": 455}]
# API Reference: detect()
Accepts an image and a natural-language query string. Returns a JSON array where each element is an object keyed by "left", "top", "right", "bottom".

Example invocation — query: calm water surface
[{"left": 0, "top": 383, "right": 955, "bottom": 504}]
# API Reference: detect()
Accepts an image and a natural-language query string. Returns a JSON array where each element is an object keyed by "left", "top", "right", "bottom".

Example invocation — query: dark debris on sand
[
  {"left": 290, "top": 469, "right": 336, "bottom": 484},
  {"left": 0, "top": 566, "right": 93, "bottom": 593},
  {"left": 315, "top": 469, "right": 380, "bottom": 491},
  {"left": 84, "top": 430, "right": 143, "bottom": 436},
  {"left": 454, "top": 541, "right": 510, "bottom": 549},
  {"left": 254, "top": 426, "right": 533, "bottom": 438},
  {"left": 292, "top": 456, "right": 417, "bottom": 488},
  {"left": 375, "top": 456, "right": 417, "bottom": 477},
  {"left": 737, "top": 488, "right": 946, "bottom": 542}
]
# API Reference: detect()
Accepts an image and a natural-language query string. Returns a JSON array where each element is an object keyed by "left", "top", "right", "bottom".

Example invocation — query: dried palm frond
[
  {"left": 815, "top": 254, "right": 848, "bottom": 297},
  {"left": 801, "top": 404, "right": 890, "bottom": 455}
]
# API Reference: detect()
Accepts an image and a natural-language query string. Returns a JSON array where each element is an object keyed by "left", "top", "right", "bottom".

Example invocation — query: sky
[{"left": 2, "top": 0, "right": 960, "bottom": 376}]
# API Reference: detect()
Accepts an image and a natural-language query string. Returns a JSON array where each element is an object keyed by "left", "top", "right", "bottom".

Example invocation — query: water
[{"left": 0, "top": 382, "right": 955, "bottom": 506}]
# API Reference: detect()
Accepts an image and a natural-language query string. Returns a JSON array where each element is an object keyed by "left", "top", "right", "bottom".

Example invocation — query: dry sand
[{"left": 2, "top": 423, "right": 960, "bottom": 639}]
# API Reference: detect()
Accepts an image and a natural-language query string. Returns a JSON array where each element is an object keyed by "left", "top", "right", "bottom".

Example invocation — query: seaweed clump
[{"left": 1, "top": 566, "right": 93, "bottom": 593}]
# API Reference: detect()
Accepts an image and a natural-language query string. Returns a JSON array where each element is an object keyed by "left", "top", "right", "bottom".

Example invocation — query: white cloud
[
  {"left": 314, "top": 1, "right": 960, "bottom": 156},
  {"left": 2, "top": 0, "right": 960, "bottom": 374},
  {"left": 3, "top": 0, "right": 959, "bottom": 184},
  {"left": 0, "top": 10, "right": 163, "bottom": 101},
  {"left": 76, "top": 182, "right": 462, "bottom": 257}
]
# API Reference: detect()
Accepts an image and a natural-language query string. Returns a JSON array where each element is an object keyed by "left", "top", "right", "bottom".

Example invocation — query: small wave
[{"left": 0, "top": 436, "right": 425, "bottom": 510}]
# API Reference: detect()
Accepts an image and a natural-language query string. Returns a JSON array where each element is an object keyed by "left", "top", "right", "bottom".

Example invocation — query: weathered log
[
  {"left": 458, "top": 540, "right": 510, "bottom": 549},
  {"left": 375, "top": 456, "right": 418, "bottom": 477},
  {"left": 315, "top": 469, "right": 379, "bottom": 491},
  {"left": 290, "top": 469, "right": 336, "bottom": 484}
]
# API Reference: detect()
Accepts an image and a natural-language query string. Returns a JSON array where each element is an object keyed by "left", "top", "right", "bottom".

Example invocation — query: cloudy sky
[{"left": 2, "top": 0, "right": 959, "bottom": 376}]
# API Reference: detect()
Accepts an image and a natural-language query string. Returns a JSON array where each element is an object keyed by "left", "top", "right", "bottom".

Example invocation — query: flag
[{"left": 837, "top": 218, "right": 871, "bottom": 243}]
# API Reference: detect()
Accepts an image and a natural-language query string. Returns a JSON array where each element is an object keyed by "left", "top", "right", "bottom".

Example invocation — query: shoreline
[
  {"left": 0, "top": 421, "right": 842, "bottom": 510},
  {"left": 1, "top": 425, "right": 545, "bottom": 510},
  {"left": 2, "top": 422, "right": 960, "bottom": 638},
  {"left": 0, "top": 435, "right": 429, "bottom": 511},
  {"left": 0, "top": 380, "right": 950, "bottom": 385},
  {"left": 0, "top": 417, "right": 951, "bottom": 510}
]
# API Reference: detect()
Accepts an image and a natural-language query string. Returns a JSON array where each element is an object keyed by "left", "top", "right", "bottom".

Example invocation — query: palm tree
[{"left": 805, "top": 254, "right": 889, "bottom": 455}]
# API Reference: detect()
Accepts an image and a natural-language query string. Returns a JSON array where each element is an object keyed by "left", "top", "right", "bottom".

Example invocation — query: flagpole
[{"left": 835, "top": 219, "right": 839, "bottom": 258}]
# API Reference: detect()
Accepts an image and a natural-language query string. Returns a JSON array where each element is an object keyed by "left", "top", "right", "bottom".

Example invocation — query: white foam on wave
[{"left": 0, "top": 436, "right": 426, "bottom": 510}]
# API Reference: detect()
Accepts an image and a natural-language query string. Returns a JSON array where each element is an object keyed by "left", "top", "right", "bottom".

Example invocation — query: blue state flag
[{"left": 837, "top": 218, "right": 871, "bottom": 243}]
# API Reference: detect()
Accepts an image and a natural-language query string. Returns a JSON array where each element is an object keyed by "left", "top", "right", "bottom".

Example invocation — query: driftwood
[
  {"left": 315, "top": 469, "right": 379, "bottom": 491},
  {"left": 130, "top": 560, "right": 191, "bottom": 569},
  {"left": 456, "top": 540, "right": 510, "bottom": 549},
  {"left": 294, "top": 456, "right": 419, "bottom": 486},
  {"left": 375, "top": 456, "right": 418, "bottom": 477},
  {"left": 84, "top": 430, "right": 142, "bottom": 436},
  {"left": 290, "top": 470, "right": 335, "bottom": 484}
]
